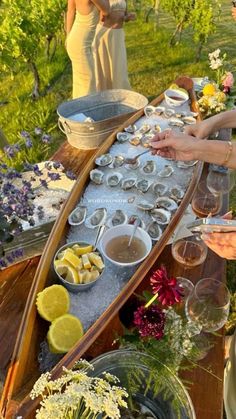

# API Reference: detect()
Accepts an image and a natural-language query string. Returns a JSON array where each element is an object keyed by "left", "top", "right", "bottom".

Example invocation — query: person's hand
[
  {"left": 232, "top": 7, "right": 236, "bottom": 20},
  {"left": 126, "top": 12, "right": 136, "bottom": 21},
  {"left": 150, "top": 130, "right": 201, "bottom": 161},
  {"left": 184, "top": 118, "right": 216, "bottom": 139},
  {"left": 202, "top": 212, "right": 236, "bottom": 260}
]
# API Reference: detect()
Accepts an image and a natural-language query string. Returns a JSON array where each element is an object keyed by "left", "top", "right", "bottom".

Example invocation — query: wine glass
[
  {"left": 191, "top": 180, "right": 222, "bottom": 218},
  {"left": 171, "top": 225, "right": 208, "bottom": 268},
  {"left": 185, "top": 278, "right": 230, "bottom": 332},
  {"left": 207, "top": 168, "right": 235, "bottom": 196}
]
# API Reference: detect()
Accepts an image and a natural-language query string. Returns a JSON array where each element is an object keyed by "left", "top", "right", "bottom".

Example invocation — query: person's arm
[
  {"left": 92, "top": 0, "right": 110, "bottom": 16},
  {"left": 66, "top": 0, "right": 76, "bottom": 36},
  {"left": 150, "top": 130, "right": 236, "bottom": 169},
  {"left": 232, "top": 6, "right": 236, "bottom": 20},
  {"left": 184, "top": 110, "right": 236, "bottom": 138}
]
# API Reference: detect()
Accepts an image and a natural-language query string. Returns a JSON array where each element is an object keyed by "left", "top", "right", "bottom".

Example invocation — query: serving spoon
[
  {"left": 117, "top": 149, "right": 151, "bottom": 165},
  {"left": 128, "top": 218, "right": 141, "bottom": 247}
]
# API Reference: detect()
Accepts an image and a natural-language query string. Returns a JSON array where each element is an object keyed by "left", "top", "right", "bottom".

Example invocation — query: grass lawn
[{"left": 0, "top": 0, "right": 236, "bottom": 302}]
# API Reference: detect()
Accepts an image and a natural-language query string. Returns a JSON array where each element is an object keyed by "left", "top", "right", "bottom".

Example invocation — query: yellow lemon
[
  {"left": 74, "top": 245, "right": 93, "bottom": 255},
  {"left": 47, "top": 314, "right": 84, "bottom": 353},
  {"left": 64, "top": 266, "right": 80, "bottom": 284},
  {"left": 36, "top": 285, "right": 70, "bottom": 322},
  {"left": 88, "top": 252, "right": 104, "bottom": 270},
  {"left": 63, "top": 250, "right": 82, "bottom": 269},
  {"left": 202, "top": 83, "right": 217, "bottom": 96}
]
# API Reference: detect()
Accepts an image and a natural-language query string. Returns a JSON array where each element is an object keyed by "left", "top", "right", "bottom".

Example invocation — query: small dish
[
  {"left": 54, "top": 241, "right": 105, "bottom": 293},
  {"left": 100, "top": 225, "right": 152, "bottom": 267},
  {"left": 164, "top": 89, "right": 189, "bottom": 107}
]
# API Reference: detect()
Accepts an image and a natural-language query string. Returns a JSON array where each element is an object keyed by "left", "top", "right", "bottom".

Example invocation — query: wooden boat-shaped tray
[{"left": 1, "top": 77, "right": 203, "bottom": 418}]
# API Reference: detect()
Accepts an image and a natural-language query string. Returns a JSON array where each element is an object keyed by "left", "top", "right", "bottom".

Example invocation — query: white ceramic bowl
[
  {"left": 164, "top": 89, "right": 189, "bottom": 107},
  {"left": 100, "top": 225, "right": 152, "bottom": 267}
]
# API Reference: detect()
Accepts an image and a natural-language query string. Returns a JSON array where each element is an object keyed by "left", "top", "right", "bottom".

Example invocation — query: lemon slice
[
  {"left": 36, "top": 285, "right": 70, "bottom": 322},
  {"left": 65, "top": 266, "right": 80, "bottom": 284},
  {"left": 47, "top": 314, "right": 84, "bottom": 353},
  {"left": 74, "top": 245, "right": 93, "bottom": 256},
  {"left": 63, "top": 250, "right": 82, "bottom": 269},
  {"left": 88, "top": 252, "right": 104, "bottom": 270}
]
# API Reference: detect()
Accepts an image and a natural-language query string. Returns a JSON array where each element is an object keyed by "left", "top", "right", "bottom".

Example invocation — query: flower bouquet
[{"left": 197, "top": 49, "right": 235, "bottom": 118}]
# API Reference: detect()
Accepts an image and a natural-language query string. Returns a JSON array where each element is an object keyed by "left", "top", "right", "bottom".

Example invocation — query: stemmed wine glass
[
  {"left": 185, "top": 278, "right": 230, "bottom": 332},
  {"left": 206, "top": 168, "right": 235, "bottom": 196},
  {"left": 191, "top": 180, "right": 222, "bottom": 218}
]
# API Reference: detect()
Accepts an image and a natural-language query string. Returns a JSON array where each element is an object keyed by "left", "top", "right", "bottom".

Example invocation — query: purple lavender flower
[
  {"left": 25, "top": 138, "right": 33, "bottom": 148},
  {"left": 12, "top": 249, "right": 24, "bottom": 258},
  {"left": 33, "top": 164, "right": 43, "bottom": 176},
  {"left": 24, "top": 163, "right": 34, "bottom": 171},
  {"left": 21, "top": 130, "right": 30, "bottom": 139},
  {"left": 0, "top": 259, "right": 7, "bottom": 268},
  {"left": 65, "top": 170, "right": 77, "bottom": 180},
  {"left": 0, "top": 163, "right": 8, "bottom": 170},
  {"left": 41, "top": 134, "right": 51, "bottom": 144},
  {"left": 48, "top": 172, "right": 61, "bottom": 181},
  {"left": 13, "top": 144, "right": 21, "bottom": 152},
  {"left": 34, "top": 127, "right": 43, "bottom": 135},
  {"left": 40, "top": 179, "right": 48, "bottom": 188},
  {"left": 4, "top": 146, "right": 16, "bottom": 158},
  {"left": 53, "top": 161, "right": 62, "bottom": 170}
]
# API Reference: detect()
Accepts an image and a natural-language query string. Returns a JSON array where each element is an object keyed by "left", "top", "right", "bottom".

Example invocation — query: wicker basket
[{"left": 57, "top": 89, "right": 148, "bottom": 150}]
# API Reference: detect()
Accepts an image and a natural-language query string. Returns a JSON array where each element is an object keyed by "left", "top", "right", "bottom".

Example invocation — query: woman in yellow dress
[
  {"left": 93, "top": 0, "right": 136, "bottom": 91},
  {"left": 66, "top": 0, "right": 110, "bottom": 99}
]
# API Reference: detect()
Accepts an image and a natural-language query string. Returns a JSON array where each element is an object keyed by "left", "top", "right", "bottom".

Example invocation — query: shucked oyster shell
[
  {"left": 95, "top": 154, "right": 113, "bottom": 167},
  {"left": 150, "top": 208, "right": 171, "bottom": 225},
  {"left": 138, "top": 124, "right": 151, "bottom": 135},
  {"left": 137, "top": 200, "right": 155, "bottom": 211},
  {"left": 124, "top": 124, "right": 137, "bottom": 133},
  {"left": 126, "top": 158, "right": 141, "bottom": 170},
  {"left": 177, "top": 160, "right": 198, "bottom": 168},
  {"left": 168, "top": 186, "right": 185, "bottom": 201},
  {"left": 121, "top": 177, "right": 136, "bottom": 190},
  {"left": 116, "top": 132, "right": 132, "bottom": 143},
  {"left": 106, "top": 172, "right": 123, "bottom": 187},
  {"left": 182, "top": 116, "right": 196, "bottom": 125},
  {"left": 112, "top": 155, "right": 125, "bottom": 168},
  {"left": 168, "top": 117, "right": 184, "bottom": 127},
  {"left": 155, "top": 197, "right": 178, "bottom": 212},
  {"left": 107, "top": 210, "right": 128, "bottom": 228},
  {"left": 90, "top": 169, "right": 104, "bottom": 184},
  {"left": 144, "top": 105, "right": 156, "bottom": 117},
  {"left": 85, "top": 208, "right": 107, "bottom": 229},
  {"left": 163, "top": 108, "right": 175, "bottom": 118},
  {"left": 158, "top": 165, "right": 174, "bottom": 178},
  {"left": 140, "top": 160, "right": 156, "bottom": 175},
  {"left": 68, "top": 205, "right": 87, "bottom": 226},
  {"left": 147, "top": 221, "right": 162, "bottom": 241},
  {"left": 136, "top": 178, "right": 152, "bottom": 193},
  {"left": 152, "top": 182, "right": 168, "bottom": 197}
]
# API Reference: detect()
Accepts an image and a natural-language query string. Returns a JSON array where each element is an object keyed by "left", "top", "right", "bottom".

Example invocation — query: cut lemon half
[
  {"left": 36, "top": 285, "right": 70, "bottom": 322},
  {"left": 47, "top": 314, "right": 84, "bottom": 353}
]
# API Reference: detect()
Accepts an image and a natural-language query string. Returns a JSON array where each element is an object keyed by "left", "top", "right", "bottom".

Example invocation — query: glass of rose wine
[
  {"left": 171, "top": 225, "right": 208, "bottom": 268},
  {"left": 191, "top": 180, "right": 222, "bottom": 218},
  {"left": 207, "top": 168, "right": 235, "bottom": 196}
]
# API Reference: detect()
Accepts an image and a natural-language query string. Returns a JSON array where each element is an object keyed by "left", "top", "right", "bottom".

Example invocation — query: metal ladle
[{"left": 128, "top": 218, "right": 141, "bottom": 247}]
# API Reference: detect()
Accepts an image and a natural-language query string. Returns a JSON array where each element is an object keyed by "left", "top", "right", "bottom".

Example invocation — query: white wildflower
[
  {"left": 30, "top": 372, "right": 52, "bottom": 399},
  {"left": 208, "top": 48, "right": 221, "bottom": 61}
]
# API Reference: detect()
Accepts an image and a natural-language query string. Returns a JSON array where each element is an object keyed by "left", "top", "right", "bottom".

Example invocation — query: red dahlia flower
[
  {"left": 150, "top": 265, "right": 183, "bottom": 306},
  {"left": 133, "top": 305, "right": 165, "bottom": 340}
]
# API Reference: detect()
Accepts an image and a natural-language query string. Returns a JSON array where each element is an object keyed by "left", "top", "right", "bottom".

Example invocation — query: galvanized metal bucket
[{"left": 57, "top": 89, "right": 148, "bottom": 150}]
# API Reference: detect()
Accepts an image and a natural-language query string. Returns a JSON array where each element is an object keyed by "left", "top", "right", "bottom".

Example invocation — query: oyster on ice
[
  {"left": 116, "top": 132, "right": 131, "bottom": 143},
  {"left": 128, "top": 215, "right": 146, "bottom": 229},
  {"left": 106, "top": 172, "right": 123, "bottom": 187},
  {"left": 141, "top": 160, "right": 156, "bottom": 175},
  {"left": 136, "top": 178, "right": 152, "bottom": 193},
  {"left": 168, "top": 117, "right": 184, "bottom": 127},
  {"left": 137, "top": 200, "right": 155, "bottom": 211},
  {"left": 126, "top": 158, "right": 141, "bottom": 170},
  {"left": 95, "top": 153, "right": 113, "bottom": 166},
  {"left": 155, "top": 106, "right": 165, "bottom": 115},
  {"left": 144, "top": 105, "right": 156, "bottom": 117},
  {"left": 163, "top": 108, "right": 175, "bottom": 118},
  {"left": 155, "top": 197, "right": 178, "bottom": 212},
  {"left": 124, "top": 124, "right": 137, "bottom": 133},
  {"left": 169, "top": 186, "right": 185, "bottom": 201},
  {"left": 182, "top": 116, "right": 196, "bottom": 125},
  {"left": 152, "top": 182, "right": 168, "bottom": 197},
  {"left": 68, "top": 205, "right": 87, "bottom": 226},
  {"left": 147, "top": 221, "right": 162, "bottom": 241},
  {"left": 129, "top": 136, "right": 141, "bottom": 146},
  {"left": 150, "top": 208, "right": 171, "bottom": 225},
  {"left": 177, "top": 160, "right": 198, "bottom": 168},
  {"left": 121, "top": 177, "right": 136, "bottom": 190},
  {"left": 113, "top": 155, "right": 125, "bottom": 167},
  {"left": 158, "top": 165, "right": 174, "bottom": 178},
  {"left": 107, "top": 210, "right": 127, "bottom": 228},
  {"left": 138, "top": 124, "right": 151, "bottom": 135},
  {"left": 85, "top": 208, "right": 107, "bottom": 228},
  {"left": 90, "top": 169, "right": 104, "bottom": 184}
]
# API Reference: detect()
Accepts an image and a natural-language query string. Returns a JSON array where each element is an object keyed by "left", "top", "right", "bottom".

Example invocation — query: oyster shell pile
[
  {"left": 147, "top": 221, "right": 162, "bottom": 241},
  {"left": 85, "top": 208, "right": 107, "bottom": 228},
  {"left": 124, "top": 124, "right": 137, "bottom": 133},
  {"left": 155, "top": 197, "right": 178, "bottom": 212},
  {"left": 150, "top": 208, "right": 171, "bottom": 225},
  {"left": 168, "top": 117, "right": 184, "bottom": 128}
]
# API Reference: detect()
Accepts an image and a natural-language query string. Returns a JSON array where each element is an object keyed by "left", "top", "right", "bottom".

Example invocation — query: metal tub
[{"left": 57, "top": 89, "right": 148, "bottom": 149}]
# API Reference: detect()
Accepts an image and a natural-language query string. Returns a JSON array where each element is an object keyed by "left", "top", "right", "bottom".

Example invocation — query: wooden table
[{"left": 0, "top": 140, "right": 226, "bottom": 419}]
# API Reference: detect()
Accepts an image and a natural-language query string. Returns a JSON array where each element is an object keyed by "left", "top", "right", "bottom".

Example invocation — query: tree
[{"left": 0, "top": 0, "right": 66, "bottom": 98}]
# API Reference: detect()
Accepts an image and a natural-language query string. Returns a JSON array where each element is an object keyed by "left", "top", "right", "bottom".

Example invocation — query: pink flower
[
  {"left": 222, "top": 72, "right": 234, "bottom": 93},
  {"left": 133, "top": 305, "right": 165, "bottom": 340},
  {"left": 150, "top": 265, "right": 183, "bottom": 306}
]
